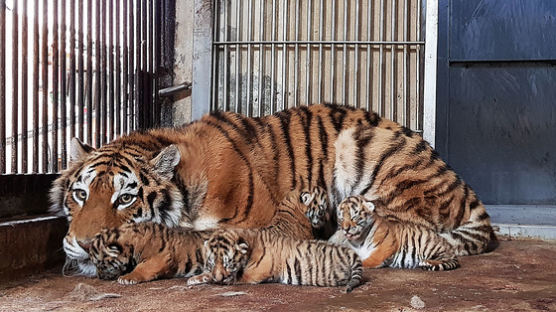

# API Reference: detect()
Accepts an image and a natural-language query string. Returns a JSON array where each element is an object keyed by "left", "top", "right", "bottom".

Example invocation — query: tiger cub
[
  {"left": 336, "top": 195, "right": 459, "bottom": 271},
  {"left": 187, "top": 228, "right": 363, "bottom": 293},
  {"left": 89, "top": 222, "right": 212, "bottom": 284}
]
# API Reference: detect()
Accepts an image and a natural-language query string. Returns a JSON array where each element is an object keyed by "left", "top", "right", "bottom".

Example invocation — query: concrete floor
[{"left": 1, "top": 239, "right": 556, "bottom": 312}]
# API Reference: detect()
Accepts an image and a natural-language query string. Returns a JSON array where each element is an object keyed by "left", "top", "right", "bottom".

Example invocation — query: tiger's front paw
[
  {"left": 118, "top": 274, "right": 141, "bottom": 285},
  {"left": 186, "top": 273, "right": 212, "bottom": 286}
]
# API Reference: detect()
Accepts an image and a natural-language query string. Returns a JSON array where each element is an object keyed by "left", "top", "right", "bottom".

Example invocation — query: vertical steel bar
[
  {"left": 365, "top": 0, "right": 372, "bottom": 111},
  {"left": 293, "top": 0, "right": 299, "bottom": 107},
  {"left": 280, "top": 0, "right": 287, "bottom": 110},
  {"left": 246, "top": 0, "right": 253, "bottom": 117},
  {"left": 41, "top": 0, "right": 49, "bottom": 171},
  {"left": 234, "top": 0, "right": 241, "bottom": 113},
  {"left": 148, "top": 0, "right": 153, "bottom": 126},
  {"left": 135, "top": 0, "right": 141, "bottom": 129},
  {"left": 22, "top": 0, "right": 29, "bottom": 172},
  {"left": 222, "top": 0, "right": 228, "bottom": 111},
  {"left": 86, "top": 0, "right": 93, "bottom": 144},
  {"left": 32, "top": 0, "right": 40, "bottom": 172},
  {"left": 378, "top": 0, "right": 384, "bottom": 116},
  {"left": 390, "top": 0, "right": 396, "bottom": 121},
  {"left": 305, "top": 0, "right": 312, "bottom": 106},
  {"left": 416, "top": 0, "right": 421, "bottom": 131},
  {"left": 211, "top": 0, "right": 219, "bottom": 112},
  {"left": 269, "top": 0, "right": 275, "bottom": 113},
  {"left": 77, "top": 0, "right": 84, "bottom": 140},
  {"left": 101, "top": 0, "right": 107, "bottom": 144},
  {"left": 341, "top": 0, "right": 347, "bottom": 106},
  {"left": 153, "top": 0, "right": 160, "bottom": 127},
  {"left": 317, "top": 0, "right": 323, "bottom": 103},
  {"left": 11, "top": 0, "right": 18, "bottom": 173},
  {"left": 116, "top": 0, "right": 121, "bottom": 133},
  {"left": 353, "top": 0, "right": 360, "bottom": 108},
  {"left": 128, "top": 0, "right": 134, "bottom": 131},
  {"left": 94, "top": 0, "right": 101, "bottom": 147},
  {"left": 108, "top": 0, "right": 114, "bottom": 139},
  {"left": 0, "top": 0, "right": 4, "bottom": 173},
  {"left": 257, "top": 0, "right": 264, "bottom": 116},
  {"left": 69, "top": 0, "right": 76, "bottom": 141},
  {"left": 403, "top": 0, "right": 408, "bottom": 126},
  {"left": 60, "top": 0, "right": 67, "bottom": 168},
  {"left": 329, "top": 0, "right": 336, "bottom": 103},
  {"left": 122, "top": 0, "right": 128, "bottom": 134},
  {"left": 141, "top": 0, "right": 147, "bottom": 127},
  {"left": 52, "top": 0, "right": 59, "bottom": 172}
]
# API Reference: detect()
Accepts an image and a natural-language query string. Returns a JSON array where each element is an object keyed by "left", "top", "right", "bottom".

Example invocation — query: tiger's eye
[
  {"left": 119, "top": 194, "right": 135, "bottom": 205},
  {"left": 74, "top": 190, "right": 87, "bottom": 201}
]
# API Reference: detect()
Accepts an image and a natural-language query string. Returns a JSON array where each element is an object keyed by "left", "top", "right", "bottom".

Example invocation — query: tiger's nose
[{"left": 77, "top": 239, "right": 92, "bottom": 251}]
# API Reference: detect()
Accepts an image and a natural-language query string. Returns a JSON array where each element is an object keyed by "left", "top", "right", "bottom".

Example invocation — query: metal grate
[
  {"left": 210, "top": 0, "right": 424, "bottom": 130},
  {"left": 0, "top": 0, "right": 173, "bottom": 174}
]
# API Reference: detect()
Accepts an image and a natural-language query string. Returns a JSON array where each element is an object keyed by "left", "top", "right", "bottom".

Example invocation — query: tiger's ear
[
  {"left": 151, "top": 144, "right": 181, "bottom": 181},
  {"left": 362, "top": 199, "right": 376, "bottom": 212},
  {"left": 70, "top": 137, "right": 94, "bottom": 164}
]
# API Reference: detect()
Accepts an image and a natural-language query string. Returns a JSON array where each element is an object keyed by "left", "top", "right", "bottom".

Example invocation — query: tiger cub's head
[
  {"left": 203, "top": 229, "right": 250, "bottom": 284},
  {"left": 50, "top": 137, "right": 186, "bottom": 276},
  {"left": 300, "top": 186, "right": 330, "bottom": 228},
  {"left": 337, "top": 195, "right": 376, "bottom": 242},
  {"left": 89, "top": 224, "right": 138, "bottom": 280}
]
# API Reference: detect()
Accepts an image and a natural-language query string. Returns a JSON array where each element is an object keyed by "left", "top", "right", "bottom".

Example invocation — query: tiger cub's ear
[
  {"left": 300, "top": 191, "right": 313, "bottom": 206},
  {"left": 235, "top": 239, "right": 249, "bottom": 255},
  {"left": 70, "top": 137, "right": 95, "bottom": 164},
  {"left": 362, "top": 198, "right": 376, "bottom": 212},
  {"left": 151, "top": 144, "right": 181, "bottom": 181}
]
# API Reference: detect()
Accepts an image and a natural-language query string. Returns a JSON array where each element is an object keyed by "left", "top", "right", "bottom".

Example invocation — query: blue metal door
[{"left": 436, "top": 0, "right": 556, "bottom": 205}]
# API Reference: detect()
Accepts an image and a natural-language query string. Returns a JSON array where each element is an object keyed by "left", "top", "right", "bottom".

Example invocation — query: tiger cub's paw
[{"left": 186, "top": 273, "right": 213, "bottom": 286}]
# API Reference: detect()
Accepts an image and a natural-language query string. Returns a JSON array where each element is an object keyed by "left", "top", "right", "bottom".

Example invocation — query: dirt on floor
[{"left": 1, "top": 239, "right": 556, "bottom": 312}]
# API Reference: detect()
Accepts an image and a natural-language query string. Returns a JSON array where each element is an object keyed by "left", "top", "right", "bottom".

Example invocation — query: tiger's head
[
  {"left": 89, "top": 225, "right": 136, "bottom": 280},
  {"left": 300, "top": 186, "right": 330, "bottom": 228},
  {"left": 337, "top": 195, "right": 376, "bottom": 243},
  {"left": 50, "top": 137, "right": 185, "bottom": 276},
  {"left": 203, "top": 229, "right": 250, "bottom": 284}
]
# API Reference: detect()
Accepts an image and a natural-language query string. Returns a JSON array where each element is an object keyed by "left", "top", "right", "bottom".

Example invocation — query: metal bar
[
  {"left": 141, "top": 0, "right": 147, "bottom": 126},
  {"left": 11, "top": 0, "right": 17, "bottom": 173},
  {"left": 293, "top": 0, "right": 299, "bottom": 107},
  {"left": 305, "top": 0, "right": 312, "bottom": 106},
  {"left": 32, "top": 0, "right": 40, "bottom": 172},
  {"left": 158, "top": 82, "right": 192, "bottom": 97},
  {"left": 269, "top": 0, "right": 275, "bottom": 113},
  {"left": 378, "top": 0, "right": 384, "bottom": 116},
  {"left": 280, "top": 0, "right": 287, "bottom": 110},
  {"left": 416, "top": 0, "right": 422, "bottom": 131},
  {"left": 353, "top": 0, "right": 360, "bottom": 108},
  {"left": 403, "top": 0, "right": 408, "bottom": 126},
  {"left": 222, "top": 0, "right": 228, "bottom": 111},
  {"left": 213, "top": 40, "right": 425, "bottom": 45},
  {"left": 329, "top": 0, "right": 336, "bottom": 103},
  {"left": 77, "top": 0, "right": 84, "bottom": 141},
  {"left": 52, "top": 0, "right": 59, "bottom": 172},
  {"left": 246, "top": 0, "right": 253, "bottom": 117},
  {"left": 153, "top": 0, "right": 161, "bottom": 127},
  {"left": 101, "top": 0, "right": 107, "bottom": 144},
  {"left": 148, "top": 0, "right": 153, "bottom": 126},
  {"left": 0, "top": 0, "right": 4, "bottom": 173},
  {"left": 423, "top": 0, "right": 438, "bottom": 145},
  {"left": 41, "top": 0, "right": 49, "bottom": 171},
  {"left": 109, "top": 0, "right": 114, "bottom": 139},
  {"left": 128, "top": 0, "right": 134, "bottom": 131},
  {"left": 22, "top": 0, "right": 29, "bottom": 172},
  {"left": 60, "top": 0, "right": 67, "bottom": 168},
  {"left": 122, "top": 0, "right": 128, "bottom": 134},
  {"left": 135, "top": 0, "right": 141, "bottom": 128},
  {"left": 115, "top": 0, "right": 121, "bottom": 133},
  {"left": 257, "top": 0, "right": 264, "bottom": 116},
  {"left": 341, "top": 0, "right": 347, "bottom": 106},
  {"left": 317, "top": 0, "right": 323, "bottom": 103},
  {"left": 365, "top": 0, "right": 372, "bottom": 111},
  {"left": 94, "top": 0, "right": 101, "bottom": 147},
  {"left": 390, "top": 0, "right": 396, "bottom": 121},
  {"left": 69, "top": 0, "right": 76, "bottom": 142},
  {"left": 234, "top": 0, "right": 240, "bottom": 113},
  {"left": 210, "top": 0, "right": 219, "bottom": 112},
  {"left": 86, "top": 0, "right": 93, "bottom": 145}
]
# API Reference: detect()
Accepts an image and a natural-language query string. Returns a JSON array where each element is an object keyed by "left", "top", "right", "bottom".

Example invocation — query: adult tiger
[{"left": 49, "top": 104, "right": 494, "bottom": 276}]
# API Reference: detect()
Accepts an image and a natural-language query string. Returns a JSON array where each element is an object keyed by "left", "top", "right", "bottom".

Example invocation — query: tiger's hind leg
[{"left": 419, "top": 257, "right": 460, "bottom": 271}]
